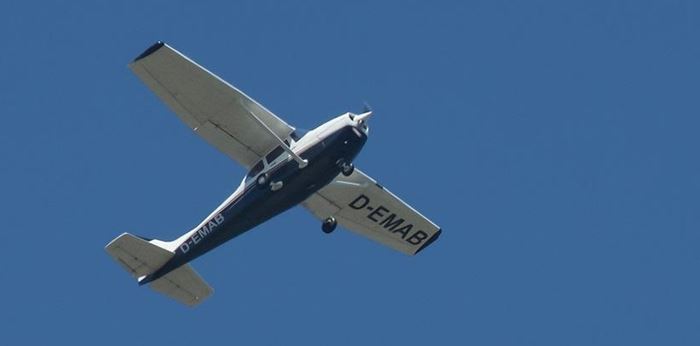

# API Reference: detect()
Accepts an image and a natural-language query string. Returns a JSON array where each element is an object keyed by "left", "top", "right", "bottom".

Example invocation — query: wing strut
[{"left": 243, "top": 107, "right": 308, "bottom": 168}]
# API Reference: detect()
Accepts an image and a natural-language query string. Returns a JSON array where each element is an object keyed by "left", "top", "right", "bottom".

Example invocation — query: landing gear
[
  {"left": 270, "top": 180, "right": 284, "bottom": 191},
  {"left": 338, "top": 160, "right": 354, "bottom": 176},
  {"left": 256, "top": 173, "right": 268, "bottom": 187},
  {"left": 322, "top": 217, "right": 337, "bottom": 234}
]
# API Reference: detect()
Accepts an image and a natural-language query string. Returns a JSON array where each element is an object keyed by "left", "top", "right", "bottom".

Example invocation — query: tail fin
[{"left": 105, "top": 233, "right": 213, "bottom": 306}]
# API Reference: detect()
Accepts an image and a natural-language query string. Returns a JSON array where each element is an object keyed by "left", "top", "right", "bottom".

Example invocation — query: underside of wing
[
  {"left": 129, "top": 42, "right": 294, "bottom": 168},
  {"left": 303, "top": 169, "right": 442, "bottom": 255}
]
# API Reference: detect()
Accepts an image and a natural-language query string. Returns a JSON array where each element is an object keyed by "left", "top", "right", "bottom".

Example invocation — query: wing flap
[
  {"left": 129, "top": 42, "right": 294, "bottom": 168},
  {"left": 195, "top": 121, "right": 260, "bottom": 166},
  {"left": 303, "top": 190, "right": 341, "bottom": 219},
  {"left": 304, "top": 170, "right": 441, "bottom": 255}
]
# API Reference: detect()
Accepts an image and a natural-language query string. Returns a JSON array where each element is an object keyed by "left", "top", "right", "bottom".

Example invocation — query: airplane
[{"left": 105, "top": 42, "right": 442, "bottom": 306}]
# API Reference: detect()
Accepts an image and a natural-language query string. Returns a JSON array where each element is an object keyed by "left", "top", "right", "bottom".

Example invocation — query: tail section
[
  {"left": 105, "top": 233, "right": 173, "bottom": 280},
  {"left": 105, "top": 233, "right": 213, "bottom": 306},
  {"left": 149, "top": 264, "right": 213, "bottom": 306}
]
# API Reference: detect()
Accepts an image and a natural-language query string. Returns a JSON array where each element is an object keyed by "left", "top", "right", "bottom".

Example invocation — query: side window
[
  {"left": 247, "top": 160, "right": 264, "bottom": 179},
  {"left": 265, "top": 146, "right": 285, "bottom": 164}
]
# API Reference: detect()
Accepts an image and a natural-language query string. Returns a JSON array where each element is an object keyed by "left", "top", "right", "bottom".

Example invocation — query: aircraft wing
[
  {"left": 303, "top": 169, "right": 442, "bottom": 255},
  {"left": 129, "top": 42, "right": 295, "bottom": 169}
]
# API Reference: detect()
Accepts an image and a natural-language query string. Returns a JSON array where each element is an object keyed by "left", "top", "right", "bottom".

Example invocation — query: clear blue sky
[{"left": 1, "top": 1, "right": 698, "bottom": 345}]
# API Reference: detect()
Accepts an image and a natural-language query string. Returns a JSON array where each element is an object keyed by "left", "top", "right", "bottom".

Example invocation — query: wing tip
[
  {"left": 133, "top": 41, "right": 166, "bottom": 62},
  {"left": 415, "top": 228, "right": 442, "bottom": 255}
]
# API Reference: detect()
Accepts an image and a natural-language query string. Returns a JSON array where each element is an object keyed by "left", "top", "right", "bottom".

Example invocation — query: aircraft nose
[
  {"left": 353, "top": 110, "right": 371, "bottom": 135},
  {"left": 354, "top": 110, "right": 372, "bottom": 123}
]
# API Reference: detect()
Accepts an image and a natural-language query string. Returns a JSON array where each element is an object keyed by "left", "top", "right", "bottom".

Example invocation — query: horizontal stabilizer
[
  {"left": 149, "top": 264, "right": 213, "bottom": 307},
  {"left": 105, "top": 233, "right": 174, "bottom": 278}
]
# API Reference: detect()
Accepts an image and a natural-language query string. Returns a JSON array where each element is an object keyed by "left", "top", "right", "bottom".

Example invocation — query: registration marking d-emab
[
  {"left": 348, "top": 194, "right": 429, "bottom": 246},
  {"left": 180, "top": 213, "right": 225, "bottom": 253}
]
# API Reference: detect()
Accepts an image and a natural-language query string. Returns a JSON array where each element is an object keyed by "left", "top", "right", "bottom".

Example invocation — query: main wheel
[
  {"left": 322, "top": 217, "right": 337, "bottom": 234},
  {"left": 256, "top": 173, "right": 268, "bottom": 187},
  {"left": 340, "top": 161, "right": 354, "bottom": 176}
]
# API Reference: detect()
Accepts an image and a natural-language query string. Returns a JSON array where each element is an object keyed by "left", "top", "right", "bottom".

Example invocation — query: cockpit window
[
  {"left": 265, "top": 146, "right": 285, "bottom": 164},
  {"left": 247, "top": 160, "right": 264, "bottom": 178}
]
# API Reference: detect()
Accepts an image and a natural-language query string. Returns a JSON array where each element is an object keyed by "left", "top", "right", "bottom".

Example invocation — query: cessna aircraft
[{"left": 106, "top": 42, "right": 441, "bottom": 306}]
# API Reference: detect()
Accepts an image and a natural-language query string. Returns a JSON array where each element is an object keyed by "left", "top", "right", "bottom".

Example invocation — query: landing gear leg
[{"left": 322, "top": 217, "right": 337, "bottom": 234}]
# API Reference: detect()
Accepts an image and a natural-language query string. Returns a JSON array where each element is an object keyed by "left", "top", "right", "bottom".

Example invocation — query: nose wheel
[
  {"left": 322, "top": 217, "right": 337, "bottom": 234},
  {"left": 338, "top": 160, "right": 355, "bottom": 176}
]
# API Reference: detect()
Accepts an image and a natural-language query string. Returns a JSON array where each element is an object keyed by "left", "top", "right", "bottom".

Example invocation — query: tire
[
  {"left": 341, "top": 162, "right": 354, "bottom": 176},
  {"left": 322, "top": 217, "right": 337, "bottom": 234}
]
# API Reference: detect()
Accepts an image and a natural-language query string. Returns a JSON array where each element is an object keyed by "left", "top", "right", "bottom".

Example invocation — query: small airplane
[{"left": 106, "top": 42, "right": 442, "bottom": 306}]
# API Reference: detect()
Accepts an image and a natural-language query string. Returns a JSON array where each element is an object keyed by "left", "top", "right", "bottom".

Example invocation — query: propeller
[{"left": 355, "top": 102, "right": 373, "bottom": 123}]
